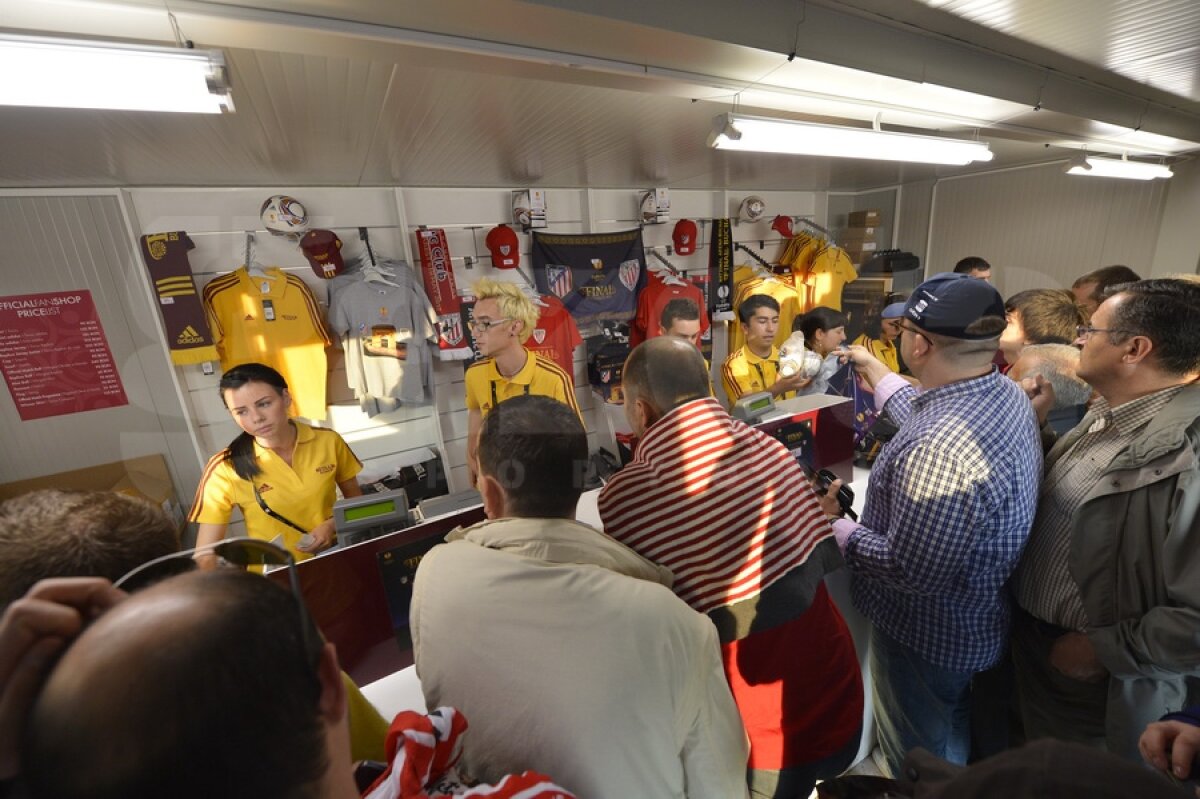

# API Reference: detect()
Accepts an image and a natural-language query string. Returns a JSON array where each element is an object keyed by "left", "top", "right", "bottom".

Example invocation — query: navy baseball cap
[
  {"left": 903, "top": 272, "right": 1005, "bottom": 340},
  {"left": 881, "top": 302, "right": 906, "bottom": 319}
]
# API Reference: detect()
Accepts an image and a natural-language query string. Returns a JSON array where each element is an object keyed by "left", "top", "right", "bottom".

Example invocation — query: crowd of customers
[{"left": 1, "top": 264, "right": 1198, "bottom": 798}]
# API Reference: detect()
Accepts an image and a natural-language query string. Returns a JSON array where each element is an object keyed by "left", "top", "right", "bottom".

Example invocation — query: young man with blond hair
[{"left": 464, "top": 278, "right": 582, "bottom": 485}]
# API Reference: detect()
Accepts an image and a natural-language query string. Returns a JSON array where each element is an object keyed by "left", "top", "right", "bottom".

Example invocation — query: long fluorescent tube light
[
  {"left": 0, "top": 34, "right": 233, "bottom": 113},
  {"left": 1066, "top": 156, "right": 1172, "bottom": 180},
  {"left": 709, "top": 113, "right": 993, "bottom": 165}
]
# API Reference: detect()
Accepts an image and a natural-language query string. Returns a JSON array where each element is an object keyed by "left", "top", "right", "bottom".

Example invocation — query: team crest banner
[
  {"left": 138, "top": 232, "right": 219, "bottom": 365},
  {"left": 531, "top": 229, "right": 646, "bottom": 326},
  {"left": 415, "top": 228, "right": 472, "bottom": 361}
]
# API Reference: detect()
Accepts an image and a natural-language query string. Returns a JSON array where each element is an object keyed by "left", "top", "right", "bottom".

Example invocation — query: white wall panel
[
  {"left": 3, "top": 184, "right": 825, "bottom": 504},
  {"left": 927, "top": 163, "right": 1167, "bottom": 297}
]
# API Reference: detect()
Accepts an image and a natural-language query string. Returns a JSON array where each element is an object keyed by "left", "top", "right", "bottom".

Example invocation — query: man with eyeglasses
[
  {"left": 464, "top": 278, "right": 582, "bottom": 486},
  {"left": 815, "top": 273, "right": 1042, "bottom": 775},
  {"left": 411, "top": 394, "right": 750, "bottom": 799},
  {"left": 1010, "top": 278, "right": 1200, "bottom": 763}
]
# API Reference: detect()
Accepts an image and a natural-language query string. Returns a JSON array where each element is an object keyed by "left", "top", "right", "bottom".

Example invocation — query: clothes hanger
[
  {"left": 647, "top": 249, "right": 686, "bottom": 285},
  {"left": 244, "top": 231, "right": 269, "bottom": 279},
  {"left": 734, "top": 242, "right": 777, "bottom": 278}
]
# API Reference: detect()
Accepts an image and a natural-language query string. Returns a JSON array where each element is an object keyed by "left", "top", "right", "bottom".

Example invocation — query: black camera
[{"left": 810, "top": 466, "right": 857, "bottom": 521}]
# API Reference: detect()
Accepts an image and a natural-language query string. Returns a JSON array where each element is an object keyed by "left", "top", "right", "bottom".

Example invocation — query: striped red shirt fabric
[{"left": 598, "top": 397, "right": 833, "bottom": 614}]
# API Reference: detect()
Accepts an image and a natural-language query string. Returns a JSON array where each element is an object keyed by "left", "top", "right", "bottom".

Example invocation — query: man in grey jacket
[
  {"left": 411, "top": 394, "right": 749, "bottom": 799},
  {"left": 1012, "top": 277, "right": 1200, "bottom": 761}
]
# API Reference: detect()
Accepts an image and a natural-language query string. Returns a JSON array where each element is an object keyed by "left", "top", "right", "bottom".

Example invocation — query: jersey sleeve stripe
[
  {"left": 287, "top": 276, "right": 333, "bottom": 345},
  {"left": 188, "top": 450, "right": 231, "bottom": 522}
]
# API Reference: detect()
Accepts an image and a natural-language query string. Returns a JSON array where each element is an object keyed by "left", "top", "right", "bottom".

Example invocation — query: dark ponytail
[{"left": 218, "top": 363, "right": 289, "bottom": 481}]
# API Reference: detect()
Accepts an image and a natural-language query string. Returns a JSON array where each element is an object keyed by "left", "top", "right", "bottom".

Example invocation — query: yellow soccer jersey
[
  {"left": 728, "top": 273, "right": 802, "bottom": 355},
  {"left": 721, "top": 345, "right": 794, "bottom": 404},
  {"left": 465, "top": 347, "right": 583, "bottom": 424},
  {"left": 189, "top": 421, "right": 361, "bottom": 560},
  {"left": 853, "top": 333, "right": 900, "bottom": 374},
  {"left": 802, "top": 246, "right": 858, "bottom": 311},
  {"left": 202, "top": 266, "right": 332, "bottom": 420}
]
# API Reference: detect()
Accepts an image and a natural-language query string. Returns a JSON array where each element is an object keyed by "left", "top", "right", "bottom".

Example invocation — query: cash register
[
  {"left": 332, "top": 488, "right": 410, "bottom": 546},
  {"left": 732, "top": 391, "right": 856, "bottom": 483}
]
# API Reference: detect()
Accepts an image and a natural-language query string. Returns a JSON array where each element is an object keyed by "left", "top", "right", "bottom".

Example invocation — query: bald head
[
  {"left": 623, "top": 337, "right": 711, "bottom": 417},
  {"left": 25, "top": 570, "right": 329, "bottom": 799},
  {"left": 1010, "top": 344, "right": 1092, "bottom": 408}
]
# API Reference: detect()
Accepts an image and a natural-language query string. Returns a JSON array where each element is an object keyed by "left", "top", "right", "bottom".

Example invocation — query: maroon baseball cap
[
  {"left": 300, "top": 229, "right": 344, "bottom": 279},
  {"left": 486, "top": 224, "right": 520, "bottom": 269},
  {"left": 672, "top": 219, "right": 698, "bottom": 255}
]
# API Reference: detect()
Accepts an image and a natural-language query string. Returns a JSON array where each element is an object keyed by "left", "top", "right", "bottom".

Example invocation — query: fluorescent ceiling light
[
  {"left": 0, "top": 34, "right": 233, "bottom": 113},
  {"left": 1065, "top": 155, "right": 1172, "bottom": 180},
  {"left": 709, "top": 113, "right": 994, "bottom": 165}
]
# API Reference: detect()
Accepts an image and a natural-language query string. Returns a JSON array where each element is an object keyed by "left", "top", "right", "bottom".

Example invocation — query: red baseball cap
[
  {"left": 299, "top": 229, "right": 344, "bottom": 279},
  {"left": 672, "top": 219, "right": 698, "bottom": 255},
  {"left": 485, "top": 224, "right": 520, "bottom": 269},
  {"left": 771, "top": 215, "right": 794, "bottom": 238}
]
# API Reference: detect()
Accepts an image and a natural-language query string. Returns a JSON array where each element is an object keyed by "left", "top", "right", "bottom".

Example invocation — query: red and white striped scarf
[
  {"left": 362, "top": 707, "right": 576, "bottom": 799},
  {"left": 598, "top": 397, "right": 832, "bottom": 614}
]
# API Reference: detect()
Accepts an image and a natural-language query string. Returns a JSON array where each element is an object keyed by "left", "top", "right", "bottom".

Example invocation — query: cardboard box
[
  {"left": 0, "top": 454, "right": 184, "bottom": 528},
  {"left": 841, "top": 241, "right": 879, "bottom": 263},
  {"left": 839, "top": 226, "right": 878, "bottom": 244},
  {"left": 848, "top": 209, "right": 881, "bottom": 227}
]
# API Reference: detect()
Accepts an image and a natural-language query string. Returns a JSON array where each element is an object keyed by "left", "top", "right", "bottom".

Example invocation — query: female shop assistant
[{"left": 189, "top": 362, "right": 363, "bottom": 561}]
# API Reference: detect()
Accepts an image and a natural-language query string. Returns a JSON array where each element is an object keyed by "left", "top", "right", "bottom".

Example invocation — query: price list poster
[{"left": 0, "top": 290, "right": 128, "bottom": 421}]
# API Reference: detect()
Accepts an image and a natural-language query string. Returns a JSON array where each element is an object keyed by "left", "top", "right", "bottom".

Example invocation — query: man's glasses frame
[
  {"left": 1076, "top": 325, "right": 1130, "bottom": 340},
  {"left": 468, "top": 316, "right": 511, "bottom": 333},
  {"left": 114, "top": 537, "right": 319, "bottom": 663}
]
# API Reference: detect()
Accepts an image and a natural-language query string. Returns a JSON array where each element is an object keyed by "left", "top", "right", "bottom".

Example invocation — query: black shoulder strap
[{"left": 252, "top": 484, "right": 309, "bottom": 535}]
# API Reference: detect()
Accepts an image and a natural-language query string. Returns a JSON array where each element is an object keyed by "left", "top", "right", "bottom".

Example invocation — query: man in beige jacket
[{"left": 411, "top": 394, "right": 749, "bottom": 799}]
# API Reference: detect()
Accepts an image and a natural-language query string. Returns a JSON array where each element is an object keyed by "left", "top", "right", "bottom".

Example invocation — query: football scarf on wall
[
  {"left": 138, "top": 232, "right": 219, "bottom": 365},
  {"left": 707, "top": 218, "right": 735, "bottom": 321},
  {"left": 416, "top": 228, "right": 472, "bottom": 361},
  {"left": 531, "top": 229, "right": 646, "bottom": 326}
]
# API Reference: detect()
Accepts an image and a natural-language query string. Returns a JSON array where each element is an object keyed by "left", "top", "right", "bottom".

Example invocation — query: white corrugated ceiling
[{"left": 0, "top": 0, "right": 1196, "bottom": 190}]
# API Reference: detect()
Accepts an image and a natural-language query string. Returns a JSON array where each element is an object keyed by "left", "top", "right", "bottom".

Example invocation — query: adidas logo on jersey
[
  {"left": 176, "top": 325, "right": 204, "bottom": 345},
  {"left": 244, "top": 314, "right": 254, "bottom": 321}
]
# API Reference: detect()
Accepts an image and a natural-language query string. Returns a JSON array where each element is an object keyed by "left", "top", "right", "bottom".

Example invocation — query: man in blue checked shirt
[{"left": 816, "top": 273, "right": 1042, "bottom": 776}]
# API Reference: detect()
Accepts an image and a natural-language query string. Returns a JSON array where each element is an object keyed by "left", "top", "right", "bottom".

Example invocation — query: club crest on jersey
[
  {"left": 546, "top": 266, "right": 573, "bottom": 298},
  {"left": 619, "top": 259, "right": 641, "bottom": 291},
  {"left": 532, "top": 329, "right": 546, "bottom": 344},
  {"left": 440, "top": 314, "right": 464, "bottom": 346}
]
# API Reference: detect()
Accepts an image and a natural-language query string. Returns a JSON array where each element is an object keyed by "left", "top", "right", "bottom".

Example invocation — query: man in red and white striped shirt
[{"left": 599, "top": 337, "right": 864, "bottom": 799}]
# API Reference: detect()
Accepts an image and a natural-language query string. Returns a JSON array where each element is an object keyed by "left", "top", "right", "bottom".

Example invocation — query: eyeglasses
[
  {"left": 1076, "top": 325, "right": 1128, "bottom": 339},
  {"left": 468, "top": 317, "right": 511, "bottom": 332},
  {"left": 114, "top": 537, "right": 319, "bottom": 664}
]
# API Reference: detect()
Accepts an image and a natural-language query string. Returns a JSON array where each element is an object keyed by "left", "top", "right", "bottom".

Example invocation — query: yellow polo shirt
[
  {"left": 189, "top": 421, "right": 362, "bottom": 560},
  {"left": 853, "top": 333, "right": 900, "bottom": 373},
  {"left": 465, "top": 347, "right": 583, "bottom": 423},
  {"left": 721, "top": 345, "right": 795, "bottom": 404}
]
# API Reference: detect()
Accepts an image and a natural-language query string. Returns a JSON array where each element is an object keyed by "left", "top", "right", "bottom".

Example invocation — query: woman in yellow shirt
[
  {"left": 189, "top": 363, "right": 362, "bottom": 562},
  {"left": 852, "top": 301, "right": 905, "bottom": 374}
]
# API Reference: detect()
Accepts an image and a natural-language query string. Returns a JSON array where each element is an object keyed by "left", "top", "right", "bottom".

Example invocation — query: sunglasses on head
[{"left": 114, "top": 537, "right": 319, "bottom": 662}]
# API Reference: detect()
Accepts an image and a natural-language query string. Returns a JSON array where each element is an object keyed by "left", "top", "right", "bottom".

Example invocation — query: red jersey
[
  {"left": 630, "top": 273, "right": 710, "bottom": 347},
  {"left": 525, "top": 294, "right": 583, "bottom": 383}
]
